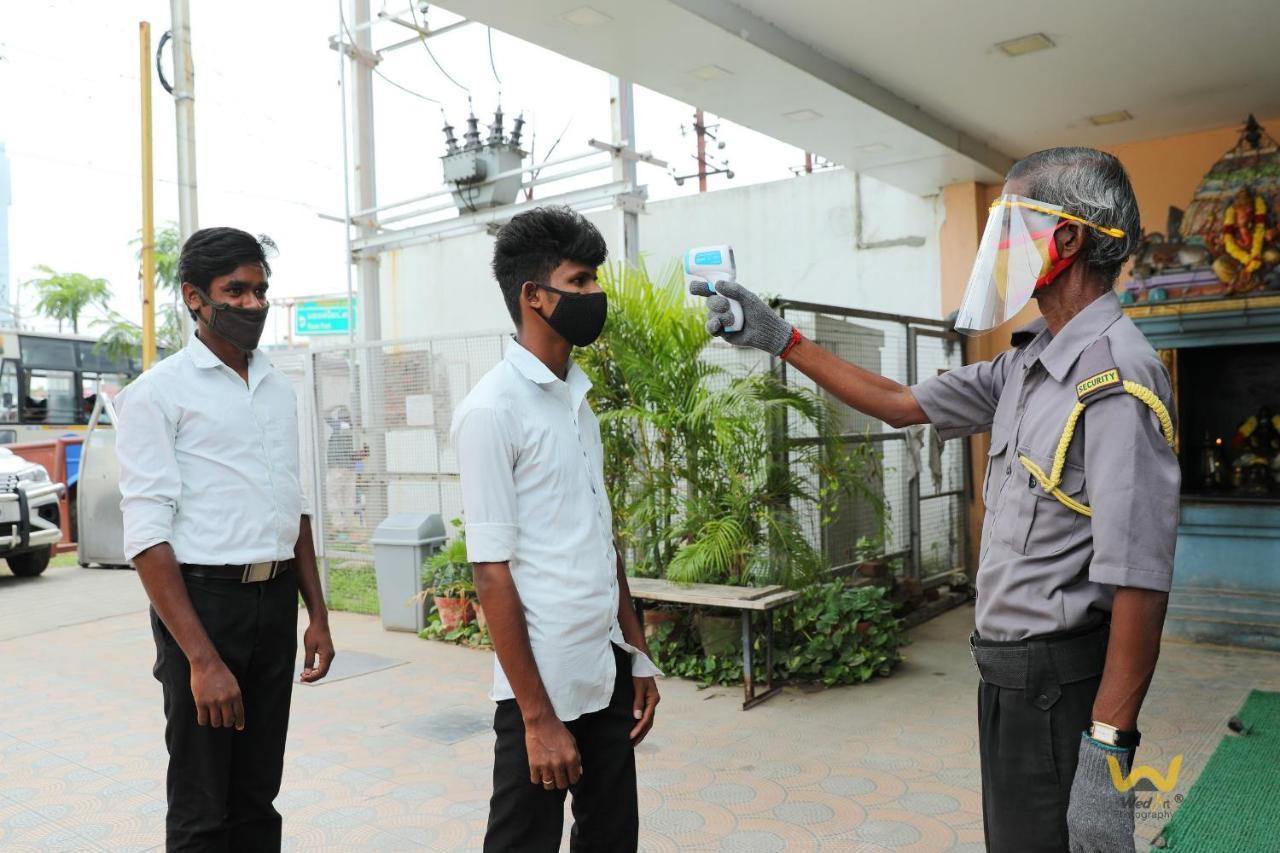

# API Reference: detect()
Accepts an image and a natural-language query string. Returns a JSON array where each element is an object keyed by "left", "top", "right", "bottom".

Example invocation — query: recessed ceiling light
[
  {"left": 859, "top": 142, "right": 891, "bottom": 153},
  {"left": 784, "top": 108, "right": 822, "bottom": 121},
  {"left": 995, "top": 33, "right": 1055, "bottom": 57},
  {"left": 1088, "top": 110, "right": 1134, "bottom": 126},
  {"left": 689, "top": 64, "right": 732, "bottom": 82},
  {"left": 561, "top": 6, "right": 613, "bottom": 27}
]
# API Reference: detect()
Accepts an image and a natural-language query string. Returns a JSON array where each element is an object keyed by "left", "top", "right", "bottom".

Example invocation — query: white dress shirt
[
  {"left": 451, "top": 339, "right": 661, "bottom": 722},
  {"left": 116, "top": 333, "right": 309, "bottom": 564}
]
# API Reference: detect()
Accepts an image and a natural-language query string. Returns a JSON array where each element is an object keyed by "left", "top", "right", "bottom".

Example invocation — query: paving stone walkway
[{"left": 1, "top": 564, "right": 1274, "bottom": 851}]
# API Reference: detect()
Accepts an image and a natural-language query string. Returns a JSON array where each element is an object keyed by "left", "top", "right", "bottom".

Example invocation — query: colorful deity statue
[{"left": 1211, "top": 188, "right": 1280, "bottom": 295}]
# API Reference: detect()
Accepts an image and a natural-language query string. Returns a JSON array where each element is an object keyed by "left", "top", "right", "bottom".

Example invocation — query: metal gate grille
[{"left": 775, "top": 300, "right": 969, "bottom": 584}]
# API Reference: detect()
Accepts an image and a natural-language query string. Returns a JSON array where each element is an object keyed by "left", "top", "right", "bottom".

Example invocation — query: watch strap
[{"left": 1090, "top": 722, "right": 1141, "bottom": 749}]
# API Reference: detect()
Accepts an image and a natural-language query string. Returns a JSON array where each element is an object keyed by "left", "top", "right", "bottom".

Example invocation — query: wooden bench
[{"left": 627, "top": 578, "right": 800, "bottom": 709}]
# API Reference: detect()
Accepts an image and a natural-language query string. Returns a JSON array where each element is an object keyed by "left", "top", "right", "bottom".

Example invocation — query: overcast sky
[{"left": 1, "top": 0, "right": 808, "bottom": 346}]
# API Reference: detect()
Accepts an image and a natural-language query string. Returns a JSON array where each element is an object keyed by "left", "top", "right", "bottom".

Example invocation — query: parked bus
[{"left": 0, "top": 330, "right": 144, "bottom": 444}]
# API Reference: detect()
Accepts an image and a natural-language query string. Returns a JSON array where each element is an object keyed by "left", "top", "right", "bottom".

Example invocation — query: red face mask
[{"left": 1035, "top": 221, "right": 1077, "bottom": 290}]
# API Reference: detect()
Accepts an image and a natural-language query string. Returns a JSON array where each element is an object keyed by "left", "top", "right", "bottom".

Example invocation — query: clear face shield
[{"left": 953, "top": 195, "right": 1126, "bottom": 336}]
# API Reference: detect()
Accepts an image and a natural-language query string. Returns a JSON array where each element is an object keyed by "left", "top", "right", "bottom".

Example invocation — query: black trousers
[
  {"left": 484, "top": 645, "right": 638, "bottom": 853},
  {"left": 150, "top": 569, "right": 299, "bottom": 852},
  {"left": 977, "top": 626, "right": 1107, "bottom": 853}
]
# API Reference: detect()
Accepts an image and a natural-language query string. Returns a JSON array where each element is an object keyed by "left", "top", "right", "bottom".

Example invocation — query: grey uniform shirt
[{"left": 912, "top": 292, "right": 1180, "bottom": 640}]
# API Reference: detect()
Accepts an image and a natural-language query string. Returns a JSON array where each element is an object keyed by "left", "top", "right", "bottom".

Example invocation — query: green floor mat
[{"left": 1157, "top": 690, "right": 1280, "bottom": 852}]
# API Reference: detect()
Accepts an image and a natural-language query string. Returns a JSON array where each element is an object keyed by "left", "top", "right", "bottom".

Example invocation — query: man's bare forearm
[
  {"left": 474, "top": 561, "right": 556, "bottom": 721},
  {"left": 1093, "top": 587, "right": 1169, "bottom": 731},
  {"left": 294, "top": 515, "right": 327, "bottom": 623},
  {"left": 133, "top": 543, "right": 219, "bottom": 667},
  {"left": 615, "top": 551, "right": 651, "bottom": 657},
  {"left": 784, "top": 337, "right": 929, "bottom": 428}
]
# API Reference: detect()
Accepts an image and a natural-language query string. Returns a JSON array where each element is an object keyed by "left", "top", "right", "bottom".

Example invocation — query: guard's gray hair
[{"left": 1007, "top": 147, "right": 1141, "bottom": 288}]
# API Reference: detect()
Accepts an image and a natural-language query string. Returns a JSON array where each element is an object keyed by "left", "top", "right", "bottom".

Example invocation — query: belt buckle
[{"left": 241, "top": 561, "right": 275, "bottom": 583}]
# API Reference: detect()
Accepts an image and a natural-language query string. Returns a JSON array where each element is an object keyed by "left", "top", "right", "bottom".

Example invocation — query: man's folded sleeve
[
  {"left": 116, "top": 382, "right": 181, "bottom": 561},
  {"left": 453, "top": 406, "right": 519, "bottom": 563},
  {"left": 908, "top": 350, "right": 1014, "bottom": 441}
]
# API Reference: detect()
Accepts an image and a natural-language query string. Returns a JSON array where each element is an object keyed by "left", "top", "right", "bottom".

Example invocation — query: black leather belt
[
  {"left": 969, "top": 623, "right": 1109, "bottom": 690},
  {"left": 182, "top": 559, "right": 294, "bottom": 583}
]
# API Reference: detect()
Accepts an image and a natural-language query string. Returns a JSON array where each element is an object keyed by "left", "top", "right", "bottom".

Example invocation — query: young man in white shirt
[
  {"left": 116, "top": 227, "right": 334, "bottom": 852},
  {"left": 452, "top": 206, "right": 661, "bottom": 852}
]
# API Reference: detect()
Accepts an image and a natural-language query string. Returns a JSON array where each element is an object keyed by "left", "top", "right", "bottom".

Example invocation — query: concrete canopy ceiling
[{"left": 434, "top": 0, "right": 1280, "bottom": 196}]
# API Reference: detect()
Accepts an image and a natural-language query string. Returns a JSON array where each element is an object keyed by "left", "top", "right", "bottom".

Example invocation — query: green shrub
[
  {"left": 780, "top": 582, "right": 904, "bottom": 686},
  {"left": 647, "top": 582, "right": 906, "bottom": 687}
]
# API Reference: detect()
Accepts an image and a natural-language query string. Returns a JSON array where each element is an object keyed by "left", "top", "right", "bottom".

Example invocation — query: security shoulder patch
[
  {"left": 1077, "top": 368, "right": 1121, "bottom": 400},
  {"left": 1074, "top": 338, "right": 1123, "bottom": 402}
]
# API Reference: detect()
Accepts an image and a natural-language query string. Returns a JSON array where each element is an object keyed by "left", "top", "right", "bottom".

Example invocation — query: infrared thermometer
[{"left": 684, "top": 245, "right": 742, "bottom": 333}]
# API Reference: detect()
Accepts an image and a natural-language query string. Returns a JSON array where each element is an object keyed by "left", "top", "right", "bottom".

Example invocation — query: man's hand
[
  {"left": 300, "top": 618, "right": 335, "bottom": 683},
  {"left": 1067, "top": 735, "right": 1137, "bottom": 853},
  {"left": 688, "top": 280, "right": 794, "bottom": 356},
  {"left": 630, "top": 676, "right": 660, "bottom": 746},
  {"left": 190, "top": 658, "right": 244, "bottom": 730},
  {"left": 525, "top": 715, "right": 582, "bottom": 791}
]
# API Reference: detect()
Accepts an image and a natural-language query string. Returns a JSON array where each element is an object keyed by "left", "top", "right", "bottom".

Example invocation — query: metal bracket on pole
[
  {"left": 586, "top": 139, "right": 669, "bottom": 169},
  {"left": 614, "top": 191, "right": 648, "bottom": 215},
  {"left": 327, "top": 36, "right": 381, "bottom": 67}
]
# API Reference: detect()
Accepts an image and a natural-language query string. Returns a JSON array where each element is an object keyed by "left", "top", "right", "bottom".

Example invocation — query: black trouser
[
  {"left": 150, "top": 569, "right": 299, "bottom": 852},
  {"left": 484, "top": 645, "right": 638, "bottom": 853},
  {"left": 976, "top": 624, "right": 1108, "bottom": 853}
]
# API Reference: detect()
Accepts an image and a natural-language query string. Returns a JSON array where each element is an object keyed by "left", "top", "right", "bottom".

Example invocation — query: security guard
[
  {"left": 117, "top": 227, "right": 335, "bottom": 851},
  {"left": 690, "top": 147, "right": 1179, "bottom": 853}
]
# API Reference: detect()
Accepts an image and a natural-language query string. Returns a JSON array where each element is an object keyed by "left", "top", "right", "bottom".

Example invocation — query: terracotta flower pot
[
  {"left": 643, "top": 609, "right": 679, "bottom": 641},
  {"left": 434, "top": 596, "right": 473, "bottom": 631}
]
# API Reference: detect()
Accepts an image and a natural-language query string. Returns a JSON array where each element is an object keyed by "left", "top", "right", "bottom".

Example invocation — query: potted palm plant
[
  {"left": 423, "top": 529, "right": 474, "bottom": 631},
  {"left": 577, "top": 261, "right": 881, "bottom": 656}
]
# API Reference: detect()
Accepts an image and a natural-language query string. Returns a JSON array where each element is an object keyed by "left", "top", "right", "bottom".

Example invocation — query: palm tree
[
  {"left": 26, "top": 266, "right": 111, "bottom": 334},
  {"left": 132, "top": 223, "right": 182, "bottom": 293},
  {"left": 94, "top": 304, "right": 184, "bottom": 365},
  {"left": 94, "top": 224, "right": 188, "bottom": 367}
]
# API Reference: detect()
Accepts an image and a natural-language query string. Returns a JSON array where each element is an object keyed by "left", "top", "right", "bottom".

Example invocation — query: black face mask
[
  {"left": 534, "top": 283, "right": 607, "bottom": 347},
  {"left": 194, "top": 289, "right": 270, "bottom": 353}
]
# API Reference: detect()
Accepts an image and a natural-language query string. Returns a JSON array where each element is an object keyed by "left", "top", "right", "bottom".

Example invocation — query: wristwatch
[{"left": 1089, "top": 721, "right": 1141, "bottom": 749}]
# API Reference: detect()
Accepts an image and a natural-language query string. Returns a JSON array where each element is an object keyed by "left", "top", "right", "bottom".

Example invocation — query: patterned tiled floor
[{"left": 1, "top": 564, "right": 1276, "bottom": 851}]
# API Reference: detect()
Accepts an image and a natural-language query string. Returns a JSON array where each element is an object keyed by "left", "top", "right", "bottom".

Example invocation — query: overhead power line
[
  {"left": 410, "top": 4, "right": 469, "bottom": 94},
  {"left": 338, "top": 3, "right": 442, "bottom": 105},
  {"left": 487, "top": 27, "right": 501, "bottom": 88}
]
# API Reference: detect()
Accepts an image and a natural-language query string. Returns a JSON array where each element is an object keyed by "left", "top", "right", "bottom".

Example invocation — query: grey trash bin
[{"left": 370, "top": 513, "right": 447, "bottom": 632}]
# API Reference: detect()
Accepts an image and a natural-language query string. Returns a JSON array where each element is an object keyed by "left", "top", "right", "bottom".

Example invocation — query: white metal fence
[{"left": 285, "top": 311, "right": 967, "bottom": 606}]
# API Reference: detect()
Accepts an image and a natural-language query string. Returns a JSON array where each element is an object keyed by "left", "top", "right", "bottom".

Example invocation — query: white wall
[
  {"left": 376, "top": 168, "right": 945, "bottom": 340},
  {"left": 377, "top": 229, "right": 511, "bottom": 340},
  {"left": 636, "top": 169, "right": 944, "bottom": 318}
]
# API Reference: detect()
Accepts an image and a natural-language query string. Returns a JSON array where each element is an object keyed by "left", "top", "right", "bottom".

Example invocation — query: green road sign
[{"left": 295, "top": 299, "right": 355, "bottom": 336}]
